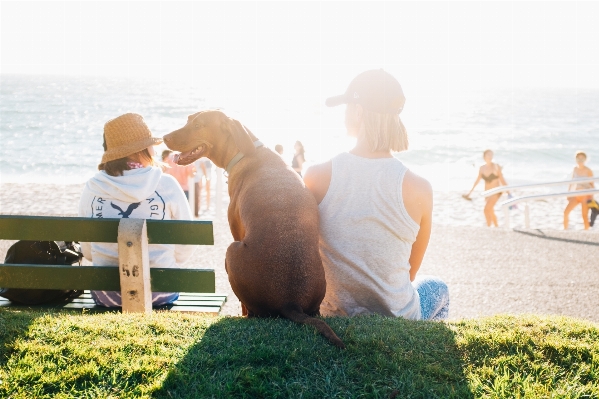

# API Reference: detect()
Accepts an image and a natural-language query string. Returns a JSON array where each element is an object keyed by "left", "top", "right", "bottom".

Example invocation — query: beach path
[{"left": 423, "top": 226, "right": 599, "bottom": 322}]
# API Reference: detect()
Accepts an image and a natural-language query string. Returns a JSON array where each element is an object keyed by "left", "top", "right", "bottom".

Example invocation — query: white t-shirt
[{"left": 78, "top": 166, "right": 195, "bottom": 268}]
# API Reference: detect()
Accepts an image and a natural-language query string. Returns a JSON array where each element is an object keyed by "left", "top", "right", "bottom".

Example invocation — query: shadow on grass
[
  {"left": 0, "top": 309, "right": 42, "bottom": 369},
  {"left": 153, "top": 316, "right": 474, "bottom": 399}
]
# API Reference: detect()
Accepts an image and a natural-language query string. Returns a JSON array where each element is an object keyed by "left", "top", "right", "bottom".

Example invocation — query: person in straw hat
[
  {"left": 304, "top": 69, "right": 449, "bottom": 321},
  {"left": 78, "top": 113, "right": 194, "bottom": 307}
]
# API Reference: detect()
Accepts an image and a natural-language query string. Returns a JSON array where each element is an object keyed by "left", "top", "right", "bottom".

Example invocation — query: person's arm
[
  {"left": 497, "top": 165, "right": 509, "bottom": 194},
  {"left": 298, "top": 153, "right": 306, "bottom": 169},
  {"left": 303, "top": 161, "right": 332, "bottom": 204},
  {"left": 403, "top": 172, "right": 433, "bottom": 281},
  {"left": 465, "top": 168, "right": 482, "bottom": 198},
  {"left": 588, "top": 168, "right": 595, "bottom": 189}
]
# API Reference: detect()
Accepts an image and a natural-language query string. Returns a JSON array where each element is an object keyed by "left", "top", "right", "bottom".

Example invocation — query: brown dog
[{"left": 163, "top": 110, "right": 344, "bottom": 348}]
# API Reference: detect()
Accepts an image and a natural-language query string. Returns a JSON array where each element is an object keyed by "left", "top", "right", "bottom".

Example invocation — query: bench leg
[{"left": 118, "top": 219, "right": 152, "bottom": 314}]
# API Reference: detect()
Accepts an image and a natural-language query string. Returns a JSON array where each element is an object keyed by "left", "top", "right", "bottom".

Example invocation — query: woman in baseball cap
[
  {"left": 78, "top": 113, "right": 195, "bottom": 308},
  {"left": 305, "top": 69, "right": 449, "bottom": 321}
]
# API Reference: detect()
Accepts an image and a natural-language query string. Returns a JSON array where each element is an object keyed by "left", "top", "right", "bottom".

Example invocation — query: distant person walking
[
  {"left": 163, "top": 150, "right": 195, "bottom": 199},
  {"left": 564, "top": 151, "right": 594, "bottom": 230},
  {"left": 78, "top": 113, "right": 194, "bottom": 307},
  {"left": 463, "top": 149, "right": 508, "bottom": 227},
  {"left": 193, "top": 157, "right": 212, "bottom": 216},
  {"left": 304, "top": 69, "right": 449, "bottom": 321},
  {"left": 161, "top": 150, "right": 173, "bottom": 172},
  {"left": 292, "top": 141, "right": 305, "bottom": 176}
]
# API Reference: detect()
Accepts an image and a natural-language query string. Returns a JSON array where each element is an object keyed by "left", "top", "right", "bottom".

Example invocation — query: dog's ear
[
  {"left": 242, "top": 124, "right": 259, "bottom": 142},
  {"left": 223, "top": 119, "right": 256, "bottom": 155}
]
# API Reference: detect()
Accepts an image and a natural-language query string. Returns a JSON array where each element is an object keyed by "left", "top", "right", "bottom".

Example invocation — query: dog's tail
[{"left": 280, "top": 303, "right": 345, "bottom": 349}]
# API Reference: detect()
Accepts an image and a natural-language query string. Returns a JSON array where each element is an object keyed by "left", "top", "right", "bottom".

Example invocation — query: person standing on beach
[
  {"left": 163, "top": 149, "right": 195, "bottom": 199},
  {"left": 78, "top": 113, "right": 194, "bottom": 307},
  {"left": 463, "top": 150, "right": 508, "bottom": 227},
  {"left": 564, "top": 151, "right": 594, "bottom": 230},
  {"left": 304, "top": 69, "right": 449, "bottom": 321},
  {"left": 292, "top": 141, "right": 306, "bottom": 176},
  {"left": 275, "top": 144, "right": 284, "bottom": 156},
  {"left": 193, "top": 157, "right": 212, "bottom": 216}
]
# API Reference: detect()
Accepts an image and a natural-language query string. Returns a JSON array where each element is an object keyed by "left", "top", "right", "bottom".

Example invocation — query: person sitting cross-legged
[{"left": 304, "top": 70, "right": 449, "bottom": 321}]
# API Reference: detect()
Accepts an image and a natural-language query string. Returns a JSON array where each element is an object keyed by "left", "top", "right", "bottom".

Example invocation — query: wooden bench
[{"left": 0, "top": 215, "right": 225, "bottom": 314}]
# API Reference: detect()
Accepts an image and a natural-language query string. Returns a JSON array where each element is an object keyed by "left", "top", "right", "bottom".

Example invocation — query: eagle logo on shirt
[
  {"left": 110, "top": 202, "right": 141, "bottom": 218},
  {"left": 91, "top": 194, "right": 165, "bottom": 220}
]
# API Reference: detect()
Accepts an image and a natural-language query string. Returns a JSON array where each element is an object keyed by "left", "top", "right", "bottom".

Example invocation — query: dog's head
[{"left": 163, "top": 110, "right": 258, "bottom": 168}]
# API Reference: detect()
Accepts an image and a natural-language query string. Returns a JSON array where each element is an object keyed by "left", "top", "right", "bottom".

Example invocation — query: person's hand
[{"left": 462, "top": 194, "right": 472, "bottom": 201}]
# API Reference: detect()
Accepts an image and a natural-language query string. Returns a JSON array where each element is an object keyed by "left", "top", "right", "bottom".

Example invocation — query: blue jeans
[{"left": 413, "top": 275, "right": 449, "bottom": 321}]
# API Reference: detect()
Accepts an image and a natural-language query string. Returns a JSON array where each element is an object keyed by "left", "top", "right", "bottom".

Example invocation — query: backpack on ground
[{"left": 0, "top": 241, "right": 84, "bottom": 305}]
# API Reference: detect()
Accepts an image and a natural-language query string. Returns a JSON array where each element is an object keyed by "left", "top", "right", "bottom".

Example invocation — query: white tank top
[{"left": 318, "top": 152, "right": 421, "bottom": 319}]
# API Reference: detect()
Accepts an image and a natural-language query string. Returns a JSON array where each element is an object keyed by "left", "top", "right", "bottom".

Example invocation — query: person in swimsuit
[
  {"left": 275, "top": 144, "right": 284, "bottom": 156},
  {"left": 564, "top": 151, "right": 594, "bottom": 230},
  {"left": 193, "top": 157, "right": 213, "bottom": 216},
  {"left": 463, "top": 149, "right": 508, "bottom": 227}
]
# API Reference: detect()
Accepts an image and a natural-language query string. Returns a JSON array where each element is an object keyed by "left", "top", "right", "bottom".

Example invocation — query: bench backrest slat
[
  {"left": 0, "top": 216, "right": 213, "bottom": 245},
  {"left": 0, "top": 264, "right": 215, "bottom": 292}
]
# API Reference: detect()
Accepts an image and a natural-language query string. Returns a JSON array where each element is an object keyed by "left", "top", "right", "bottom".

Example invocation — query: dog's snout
[{"left": 162, "top": 131, "right": 177, "bottom": 150}]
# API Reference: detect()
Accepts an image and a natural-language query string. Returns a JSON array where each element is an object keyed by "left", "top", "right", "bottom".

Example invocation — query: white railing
[
  {"left": 482, "top": 176, "right": 599, "bottom": 198},
  {"left": 501, "top": 188, "right": 599, "bottom": 229}
]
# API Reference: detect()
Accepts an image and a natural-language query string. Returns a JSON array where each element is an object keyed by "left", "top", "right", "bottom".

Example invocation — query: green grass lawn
[{"left": 0, "top": 310, "right": 597, "bottom": 398}]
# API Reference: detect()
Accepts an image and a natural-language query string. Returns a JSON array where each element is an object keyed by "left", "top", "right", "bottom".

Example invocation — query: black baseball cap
[{"left": 325, "top": 69, "right": 405, "bottom": 114}]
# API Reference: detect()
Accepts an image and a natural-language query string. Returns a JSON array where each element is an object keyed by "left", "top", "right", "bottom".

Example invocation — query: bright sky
[
  {"left": 2, "top": 1, "right": 599, "bottom": 161},
  {"left": 3, "top": 1, "right": 599, "bottom": 87}
]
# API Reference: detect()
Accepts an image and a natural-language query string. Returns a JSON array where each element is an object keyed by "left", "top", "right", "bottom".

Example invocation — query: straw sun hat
[{"left": 101, "top": 113, "right": 163, "bottom": 164}]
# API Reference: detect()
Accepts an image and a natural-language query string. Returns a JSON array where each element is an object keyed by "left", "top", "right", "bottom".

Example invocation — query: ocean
[{"left": 1, "top": 74, "right": 597, "bottom": 229}]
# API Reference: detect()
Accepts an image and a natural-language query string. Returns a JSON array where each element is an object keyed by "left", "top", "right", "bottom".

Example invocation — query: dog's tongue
[
  {"left": 174, "top": 146, "right": 205, "bottom": 166},
  {"left": 174, "top": 151, "right": 193, "bottom": 166}
]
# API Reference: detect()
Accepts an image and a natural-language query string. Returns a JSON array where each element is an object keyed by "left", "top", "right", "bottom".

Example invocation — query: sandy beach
[{"left": 1, "top": 182, "right": 598, "bottom": 322}]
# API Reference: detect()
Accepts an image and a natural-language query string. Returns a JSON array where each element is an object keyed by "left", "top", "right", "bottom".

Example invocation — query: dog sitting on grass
[{"left": 164, "top": 110, "right": 344, "bottom": 348}]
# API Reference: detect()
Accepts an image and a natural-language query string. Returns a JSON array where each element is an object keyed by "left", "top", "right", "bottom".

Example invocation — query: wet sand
[{"left": 1, "top": 183, "right": 598, "bottom": 321}]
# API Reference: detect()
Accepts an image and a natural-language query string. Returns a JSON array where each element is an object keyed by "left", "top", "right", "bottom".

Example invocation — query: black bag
[{"left": 0, "top": 241, "right": 84, "bottom": 305}]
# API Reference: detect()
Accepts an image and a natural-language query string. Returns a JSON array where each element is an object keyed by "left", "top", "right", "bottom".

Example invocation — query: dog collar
[{"left": 225, "top": 140, "right": 264, "bottom": 175}]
